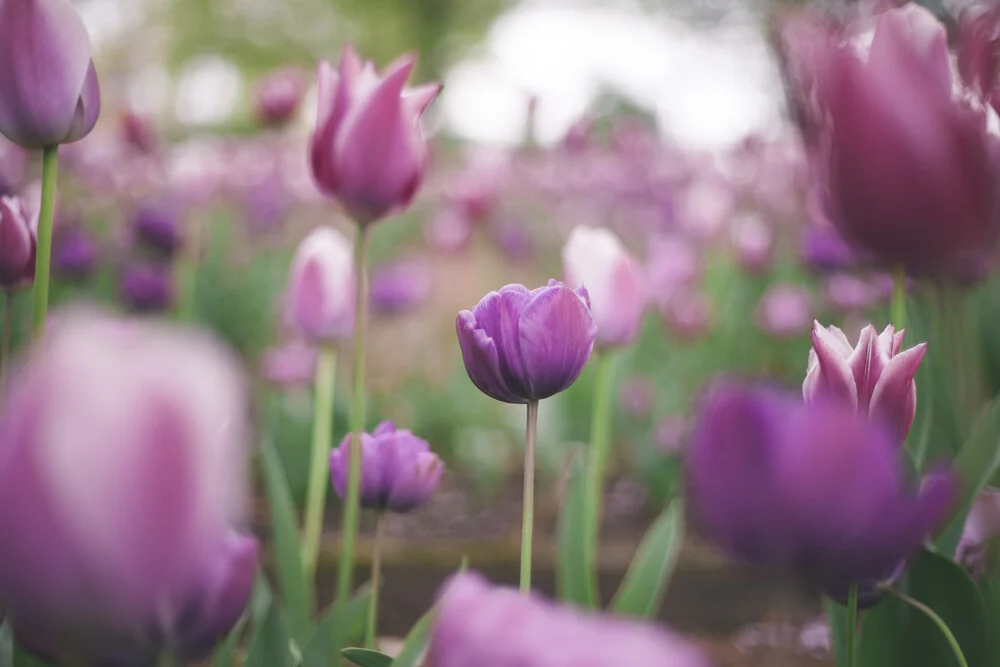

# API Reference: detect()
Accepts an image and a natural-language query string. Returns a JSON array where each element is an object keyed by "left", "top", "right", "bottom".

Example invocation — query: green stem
[
  {"left": 32, "top": 145, "right": 59, "bottom": 338},
  {"left": 846, "top": 584, "right": 858, "bottom": 667},
  {"left": 301, "top": 345, "right": 337, "bottom": 584},
  {"left": 520, "top": 400, "right": 539, "bottom": 593},
  {"left": 883, "top": 587, "right": 968, "bottom": 667},
  {"left": 336, "top": 226, "right": 370, "bottom": 605},
  {"left": 366, "top": 511, "right": 386, "bottom": 649},
  {"left": 585, "top": 351, "right": 614, "bottom": 606},
  {"left": 892, "top": 264, "right": 906, "bottom": 332}
]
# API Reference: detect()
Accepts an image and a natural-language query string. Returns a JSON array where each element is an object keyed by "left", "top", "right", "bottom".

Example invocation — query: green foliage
[
  {"left": 610, "top": 500, "right": 685, "bottom": 618},
  {"left": 556, "top": 452, "right": 599, "bottom": 608}
]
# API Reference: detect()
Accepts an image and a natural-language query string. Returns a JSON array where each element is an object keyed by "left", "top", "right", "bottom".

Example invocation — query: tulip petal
[
  {"left": 455, "top": 310, "right": 524, "bottom": 404},
  {"left": 869, "top": 342, "right": 927, "bottom": 442},
  {"left": 847, "top": 324, "right": 885, "bottom": 409},
  {"left": 807, "top": 324, "right": 858, "bottom": 406},
  {"left": 405, "top": 82, "right": 442, "bottom": 117},
  {"left": 63, "top": 60, "right": 100, "bottom": 144}
]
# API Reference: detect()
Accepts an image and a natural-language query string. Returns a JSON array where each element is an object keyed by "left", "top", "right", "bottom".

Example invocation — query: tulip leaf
[
  {"left": 556, "top": 452, "right": 598, "bottom": 608},
  {"left": 243, "top": 603, "right": 294, "bottom": 667},
  {"left": 260, "top": 437, "right": 315, "bottom": 640},
  {"left": 393, "top": 604, "right": 436, "bottom": 667},
  {"left": 980, "top": 574, "right": 1000, "bottom": 664},
  {"left": 823, "top": 597, "right": 849, "bottom": 667},
  {"left": 213, "top": 572, "right": 272, "bottom": 667},
  {"left": 936, "top": 398, "right": 1000, "bottom": 557},
  {"left": 857, "top": 549, "right": 989, "bottom": 667},
  {"left": 610, "top": 500, "right": 684, "bottom": 618},
  {"left": 301, "top": 585, "right": 371, "bottom": 667},
  {"left": 11, "top": 645, "right": 48, "bottom": 667},
  {"left": 341, "top": 648, "right": 394, "bottom": 667}
]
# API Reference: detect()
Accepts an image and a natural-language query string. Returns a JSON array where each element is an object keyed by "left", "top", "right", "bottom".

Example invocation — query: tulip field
[{"left": 5, "top": 0, "right": 1000, "bottom": 666}]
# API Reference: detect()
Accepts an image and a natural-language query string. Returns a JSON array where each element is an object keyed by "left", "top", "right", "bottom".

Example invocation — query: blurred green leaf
[
  {"left": 305, "top": 584, "right": 371, "bottom": 667},
  {"left": 556, "top": 452, "right": 598, "bottom": 608},
  {"left": 341, "top": 648, "right": 393, "bottom": 667},
  {"left": 243, "top": 603, "right": 294, "bottom": 667},
  {"left": 823, "top": 598, "right": 848, "bottom": 667},
  {"left": 610, "top": 500, "right": 684, "bottom": 618},
  {"left": 260, "top": 438, "right": 315, "bottom": 640},
  {"left": 393, "top": 604, "right": 435, "bottom": 667}
]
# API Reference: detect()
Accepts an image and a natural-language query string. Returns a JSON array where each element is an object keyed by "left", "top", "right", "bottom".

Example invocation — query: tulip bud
[
  {"left": 0, "top": 195, "right": 35, "bottom": 290},
  {"left": 688, "top": 381, "right": 955, "bottom": 603},
  {"left": 957, "top": 489, "right": 1000, "bottom": 580},
  {"left": 456, "top": 280, "right": 597, "bottom": 404},
  {"left": 131, "top": 203, "right": 184, "bottom": 257},
  {"left": 253, "top": 66, "right": 304, "bottom": 127},
  {"left": 562, "top": 226, "right": 645, "bottom": 348},
  {"left": 0, "top": 0, "right": 101, "bottom": 148},
  {"left": 330, "top": 421, "right": 443, "bottom": 513},
  {"left": 283, "top": 226, "right": 355, "bottom": 343},
  {"left": 429, "top": 572, "right": 712, "bottom": 667},
  {"left": 804, "top": 321, "right": 926, "bottom": 442},
  {"left": 0, "top": 309, "right": 257, "bottom": 663},
  {"left": 310, "top": 45, "right": 441, "bottom": 225},
  {"left": 119, "top": 262, "right": 175, "bottom": 313}
]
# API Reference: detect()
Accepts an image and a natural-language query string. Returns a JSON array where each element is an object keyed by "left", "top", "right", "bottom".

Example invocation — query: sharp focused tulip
[
  {"left": 283, "top": 226, "right": 355, "bottom": 343},
  {"left": 456, "top": 280, "right": 597, "bottom": 404},
  {"left": 804, "top": 321, "right": 926, "bottom": 442},
  {"left": 687, "top": 381, "right": 955, "bottom": 602},
  {"left": 330, "top": 420, "right": 443, "bottom": 513},
  {"left": 310, "top": 45, "right": 440, "bottom": 225},
  {"left": 0, "top": 309, "right": 257, "bottom": 663},
  {"left": 0, "top": 195, "right": 35, "bottom": 290},
  {"left": 0, "top": 0, "right": 101, "bottom": 148},
  {"left": 562, "top": 226, "right": 645, "bottom": 348},
  {"left": 792, "top": 4, "right": 1000, "bottom": 280},
  {"left": 429, "top": 572, "right": 711, "bottom": 667}
]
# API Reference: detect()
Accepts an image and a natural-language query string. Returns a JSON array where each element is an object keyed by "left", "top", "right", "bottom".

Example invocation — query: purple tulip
[
  {"left": 330, "top": 420, "right": 443, "bottom": 513},
  {"left": 799, "top": 4, "right": 1000, "bottom": 280},
  {"left": 456, "top": 281, "right": 597, "bottom": 404},
  {"left": 253, "top": 66, "right": 305, "bottom": 127},
  {"left": 0, "top": 195, "right": 35, "bottom": 290},
  {"left": 310, "top": 45, "right": 441, "bottom": 225},
  {"left": 283, "top": 226, "right": 355, "bottom": 343},
  {"left": 804, "top": 321, "right": 926, "bottom": 443},
  {"left": 956, "top": 4, "right": 1000, "bottom": 113},
  {"left": 429, "top": 572, "right": 711, "bottom": 667},
  {"left": 0, "top": 137, "right": 27, "bottom": 195},
  {"left": 370, "top": 258, "right": 431, "bottom": 315},
  {"left": 0, "top": 0, "right": 101, "bottom": 148},
  {"left": 51, "top": 224, "right": 98, "bottom": 279},
  {"left": 687, "top": 381, "right": 955, "bottom": 601},
  {"left": 957, "top": 489, "right": 1000, "bottom": 579},
  {"left": 131, "top": 203, "right": 184, "bottom": 257},
  {"left": 0, "top": 309, "right": 257, "bottom": 663},
  {"left": 756, "top": 284, "right": 812, "bottom": 339},
  {"left": 119, "top": 262, "right": 175, "bottom": 313},
  {"left": 562, "top": 226, "right": 645, "bottom": 348},
  {"left": 261, "top": 339, "right": 318, "bottom": 388}
]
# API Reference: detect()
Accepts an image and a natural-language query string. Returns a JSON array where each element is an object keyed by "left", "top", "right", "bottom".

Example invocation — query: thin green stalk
[
  {"left": 336, "top": 226, "right": 370, "bottom": 605},
  {"left": 891, "top": 264, "right": 906, "bottom": 332},
  {"left": 521, "top": 400, "right": 539, "bottom": 593},
  {"left": 846, "top": 584, "right": 858, "bottom": 667},
  {"left": 32, "top": 145, "right": 59, "bottom": 338},
  {"left": 301, "top": 345, "right": 337, "bottom": 583},
  {"left": 366, "top": 511, "right": 387, "bottom": 649},
  {"left": 883, "top": 587, "right": 968, "bottom": 667},
  {"left": 585, "top": 351, "right": 614, "bottom": 605}
]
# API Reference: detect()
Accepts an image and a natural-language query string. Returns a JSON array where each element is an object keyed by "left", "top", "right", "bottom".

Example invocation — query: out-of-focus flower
[
  {"left": 51, "top": 225, "right": 98, "bottom": 280},
  {"left": 456, "top": 281, "right": 597, "bottom": 404},
  {"left": 645, "top": 235, "right": 701, "bottom": 309},
  {"left": 562, "top": 118, "right": 594, "bottom": 152},
  {"left": 655, "top": 416, "right": 688, "bottom": 456},
  {"left": 0, "top": 196, "right": 35, "bottom": 290},
  {"left": 957, "top": 489, "right": 1000, "bottom": 579},
  {"left": 490, "top": 215, "right": 535, "bottom": 263},
  {"left": 661, "top": 290, "right": 713, "bottom": 342},
  {"left": 0, "top": 309, "right": 257, "bottom": 663},
  {"left": 957, "top": 4, "right": 1000, "bottom": 113},
  {"left": 619, "top": 376, "right": 655, "bottom": 417},
  {"left": 120, "top": 110, "right": 158, "bottom": 154},
  {"left": 562, "top": 226, "right": 645, "bottom": 348},
  {"left": 823, "top": 274, "right": 882, "bottom": 313},
  {"left": 687, "top": 380, "right": 955, "bottom": 602},
  {"left": 731, "top": 213, "right": 773, "bottom": 275},
  {"left": 284, "top": 227, "right": 355, "bottom": 343},
  {"left": 790, "top": 4, "right": 1000, "bottom": 281},
  {"left": 756, "top": 284, "right": 812, "bottom": 339},
  {"left": 261, "top": 339, "right": 318, "bottom": 388},
  {"left": 804, "top": 322, "right": 925, "bottom": 443},
  {"left": 131, "top": 203, "right": 184, "bottom": 257},
  {"left": 310, "top": 45, "right": 441, "bottom": 225},
  {"left": 426, "top": 208, "right": 473, "bottom": 253},
  {"left": 0, "top": 0, "right": 101, "bottom": 148},
  {"left": 253, "top": 67, "right": 304, "bottom": 127},
  {"left": 330, "top": 420, "right": 443, "bottom": 513},
  {"left": 370, "top": 258, "right": 431, "bottom": 315},
  {"left": 800, "top": 226, "right": 860, "bottom": 274},
  {"left": 429, "top": 572, "right": 711, "bottom": 667},
  {"left": 119, "top": 262, "right": 175, "bottom": 313}
]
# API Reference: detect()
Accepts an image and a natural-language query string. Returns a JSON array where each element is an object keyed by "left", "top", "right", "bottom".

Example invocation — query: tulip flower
[
  {"left": 804, "top": 321, "right": 926, "bottom": 442},
  {"left": 0, "top": 196, "right": 35, "bottom": 291},
  {"left": 456, "top": 280, "right": 597, "bottom": 404},
  {"left": 956, "top": 3, "right": 1000, "bottom": 113},
  {"left": 330, "top": 420, "right": 443, "bottom": 513},
  {"left": 283, "top": 226, "right": 355, "bottom": 344},
  {"left": 119, "top": 262, "right": 175, "bottom": 313},
  {"left": 261, "top": 339, "right": 318, "bottom": 388},
  {"left": 310, "top": 45, "right": 441, "bottom": 225},
  {"left": 429, "top": 572, "right": 712, "bottom": 667},
  {"left": 51, "top": 224, "right": 98, "bottom": 279},
  {"left": 956, "top": 489, "right": 1000, "bottom": 579},
  {"left": 562, "top": 226, "right": 645, "bottom": 348},
  {"left": 0, "top": 309, "right": 257, "bottom": 663},
  {"left": 789, "top": 4, "right": 1000, "bottom": 280},
  {"left": 131, "top": 203, "right": 184, "bottom": 257},
  {"left": 253, "top": 66, "right": 304, "bottom": 127},
  {"left": 687, "top": 381, "right": 955, "bottom": 602},
  {"left": 0, "top": 0, "right": 101, "bottom": 148}
]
